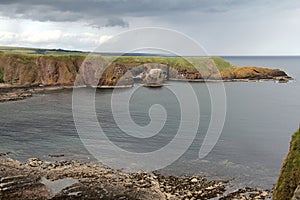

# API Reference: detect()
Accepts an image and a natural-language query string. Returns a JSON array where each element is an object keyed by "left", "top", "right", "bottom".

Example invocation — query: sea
[{"left": 1, "top": 56, "right": 300, "bottom": 189}]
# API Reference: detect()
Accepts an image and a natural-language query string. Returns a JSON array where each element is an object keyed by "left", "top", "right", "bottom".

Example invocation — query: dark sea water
[{"left": 1, "top": 56, "right": 300, "bottom": 189}]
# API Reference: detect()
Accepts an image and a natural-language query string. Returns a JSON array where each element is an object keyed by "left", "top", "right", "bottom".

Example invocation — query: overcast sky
[{"left": 0, "top": 0, "right": 300, "bottom": 55}]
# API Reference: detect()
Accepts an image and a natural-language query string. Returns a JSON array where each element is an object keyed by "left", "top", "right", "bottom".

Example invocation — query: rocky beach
[
  {"left": 0, "top": 84, "right": 77, "bottom": 102},
  {"left": 0, "top": 156, "right": 272, "bottom": 200}
]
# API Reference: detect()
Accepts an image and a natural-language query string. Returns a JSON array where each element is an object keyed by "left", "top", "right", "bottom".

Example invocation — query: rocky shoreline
[
  {"left": 169, "top": 75, "right": 292, "bottom": 83},
  {"left": 0, "top": 53, "right": 294, "bottom": 103},
  {"left": 0, "top": 74, "right": 293, "bottom": 103},
  {"left": 0, "top": 156, "right": 272, "bottom": 200},
  {"left": 0, "top": 88, "right": 32, "bottom": 102},
  {"left": 0, "top": 84, "right": 82, "bottom": 102}
]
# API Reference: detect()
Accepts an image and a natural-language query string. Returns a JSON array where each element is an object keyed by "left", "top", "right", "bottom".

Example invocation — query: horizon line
[{"left": 1, "top": 45, "right": 300, "bottom": 57}]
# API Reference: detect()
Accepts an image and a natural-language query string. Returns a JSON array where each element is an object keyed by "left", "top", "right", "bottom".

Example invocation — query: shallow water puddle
[{"left": 41, "top": 177, "right": 78, "bottom": 196}]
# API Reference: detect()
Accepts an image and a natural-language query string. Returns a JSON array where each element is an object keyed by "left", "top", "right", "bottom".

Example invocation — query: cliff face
[
  {"left": 0, "top": 54, "right": 136, "bottom": 87},
  {"left": 0, "top": 54, "right": 82, "bottom": 86},
  {"left": 0, "top": 53, "right": 291, "bottom": 88},
  {"left": 227, "top": 66, "right": 288, "bottom": 80},
  {"left": 273, "top": 130, "right": 300, "bottom": 200}
]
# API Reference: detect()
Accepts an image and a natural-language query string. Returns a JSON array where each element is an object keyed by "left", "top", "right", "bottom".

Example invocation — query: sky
[{"left": 0, "top": 0, "right": 300, "bottom": 55}]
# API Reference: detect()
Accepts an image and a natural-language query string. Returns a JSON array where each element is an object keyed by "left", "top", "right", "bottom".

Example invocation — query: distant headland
[{"left": 0, "top": 46, "right": 293, "bottom": 101}]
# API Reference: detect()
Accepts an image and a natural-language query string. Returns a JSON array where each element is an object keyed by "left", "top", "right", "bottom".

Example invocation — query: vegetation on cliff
[
  {"left": 0, "top": 53, "right": 85, "bottom": 86},
  {"left": 111, "top": 56, "right": 233, "bottom": 71},
  {"left": 0, "top": 68, "right": 4, "bottom": 83},
  {"left": 0, "top": 46, "right": 291, "bottom": 87},
  {"left": 274, "top": 129, "right": 300, "bottom": 200},
  {"left": 0, "top": 53, "right": 236, "bottom": 86}
]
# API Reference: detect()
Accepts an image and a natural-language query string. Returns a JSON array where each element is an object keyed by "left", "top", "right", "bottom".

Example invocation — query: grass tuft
[{"left": 0, "top": 68, "right": 3, "bottom": 83}]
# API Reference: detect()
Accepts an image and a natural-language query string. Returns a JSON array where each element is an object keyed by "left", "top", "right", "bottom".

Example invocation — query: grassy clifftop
[
  {"left": 0, "top": 46, "right": 290, "bottom": 87},
  {"left": 111, "top": 56, "right": 233, "bottom": 71},
  {"left": 0, "top": 51, "right": 236, "bottom": 86},
  {"left": 273, "top": 129, "right": 300, "bottom": 200},
  {"left": 0, "top": 46, "right": 234, "bottom": 73}
]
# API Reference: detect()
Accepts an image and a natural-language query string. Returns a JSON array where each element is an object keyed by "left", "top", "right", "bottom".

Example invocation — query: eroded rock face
[
  {"left": 0, "top": 54, "right": 135, "bottom": 87},
  {"left": 37, "top": 56, "right": 79, "bottom": 85},
  {"left": 98, "top": 63, "right": 134, "bottom": 86},
  {"left": 229, "top": 66, "right": 288, "bottom": 80},
  {"left": 0, "top": 54, "right": 81, "bottom": 86},
  {"left": 0, "top": 54, "right": 292, "bottom": 89}
]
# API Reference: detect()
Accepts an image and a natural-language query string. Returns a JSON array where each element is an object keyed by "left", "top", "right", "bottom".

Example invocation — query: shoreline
[
  {"left": 0, "top": 84, "right": 87, "bottom": 102},
  {"left": 0, "top": 157, "right": 272, "bottom": 199},
  {"left": 0, "top": 76, "right": 293, "bottom": 102},
  {"left": 169, "top": 76, "right": 292, "bottom": 83}
]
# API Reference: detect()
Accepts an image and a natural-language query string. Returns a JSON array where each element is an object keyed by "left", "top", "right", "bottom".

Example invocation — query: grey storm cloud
[
  {"left": 105, "top": 18, "right": 129, "bottom": 28},
  {"left": 0, "top": 0, "right": 281, "bottom": 27},
  {"left": 0, "top": 0, "right": 299, "bottom": 26},
  {"left": 1, "top": 0, "right": 300, "bottom": 55}
]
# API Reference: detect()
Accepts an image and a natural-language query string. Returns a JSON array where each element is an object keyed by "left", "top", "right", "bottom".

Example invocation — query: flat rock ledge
[
  {"left": 0, "top": 74, "right": 293, "bottom": 103},
  {"left": 0, "top": 157, "right": 272, "bottom": 200},
  {"left": 0, "top": 89, "right": 33, "bottom": 102},
  {"left": 0, "top": 84, "right": 76, "bottom": 102}
]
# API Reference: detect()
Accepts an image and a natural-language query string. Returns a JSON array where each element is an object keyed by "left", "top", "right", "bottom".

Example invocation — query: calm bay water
[{"left": 1, "top": 56, "right": 300, "bottom": 189}]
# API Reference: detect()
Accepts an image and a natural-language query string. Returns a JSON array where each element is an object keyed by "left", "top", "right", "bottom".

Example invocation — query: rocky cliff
[
  {"left": 0, "top": 54, "right": 82, "bottom": 86},
  {"left": 0, "top": 53, "right": 291, "bottom": 88},
  {"left": 273, "top": 129, "right": 300, "bottom": 200},
  {"left": 221, "top": 66, "right": 289, "bottom": 80}
]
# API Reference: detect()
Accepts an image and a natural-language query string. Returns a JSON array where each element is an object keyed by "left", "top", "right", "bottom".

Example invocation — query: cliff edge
[
  {"left": 274, "top": 129, "right": 300, "bottom": 200},
  {"left": 0, "top": 53, "right": 292, "bottom": 89}
]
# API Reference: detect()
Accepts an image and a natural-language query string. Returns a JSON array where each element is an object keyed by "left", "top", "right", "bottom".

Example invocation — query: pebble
[
  {"left": 28, "top": 158, "right": 43, "bottom": 167},
  {"left": 190, "top": 178, "right": 198, "bottom": 183}
]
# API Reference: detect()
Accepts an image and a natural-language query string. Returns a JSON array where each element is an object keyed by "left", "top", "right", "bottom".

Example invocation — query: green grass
[
  {"left": 0, "top": 46, "right": 88, "bottom": 55},
  {"left": 211, "top": 57, "right": 234, "bottom": 71},
  {"left": 110, "top": 56, "right": 233, "bottom": 72},
  {"left": 273, "top": 129, "right": 300, "bottom": 200},
  {"left": 0, "top": 68, "right": 4, "bottom": 83},
  {"left": 0, "top": 46, "right": 235, "bottom": 75},
  {"left": 0, "top": 52, "right": 85, "bottom": 62}
]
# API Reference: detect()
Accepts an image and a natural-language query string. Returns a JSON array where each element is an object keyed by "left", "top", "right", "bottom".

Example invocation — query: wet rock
[
  {"left": 27, "top": 158, "right": 43, "bottom": 167},
  {"left": 0, "top": 89, "right": 33, "bottom": 102},
  {"left": 0, "top": 158, "right": 274, "bottom": 200},
  {"left": 48, "top": 154, "right": 65, "bottom": 158},
  {"left": 278, "top": 77, "right": 289, "bottom": 83},
  {"left": 292, "top": 184, "right": 300, "bottom": 200},
  {"left": 190, "top": 178, "right": 198, "bottom": 183},
  {"left": 0, "top": 152, "right": 11, "bottom": 157},
  {"left": 220, "top": 187, "right": 272, "bottom": 200}
]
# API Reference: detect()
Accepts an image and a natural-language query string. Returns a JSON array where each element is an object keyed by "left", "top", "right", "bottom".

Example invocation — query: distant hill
[
  {"left": 0, "top": 46, "right": 168, "bottom": 57},
  {"left": 0, "top": 46, "right": 87, "bottom": 55}
]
